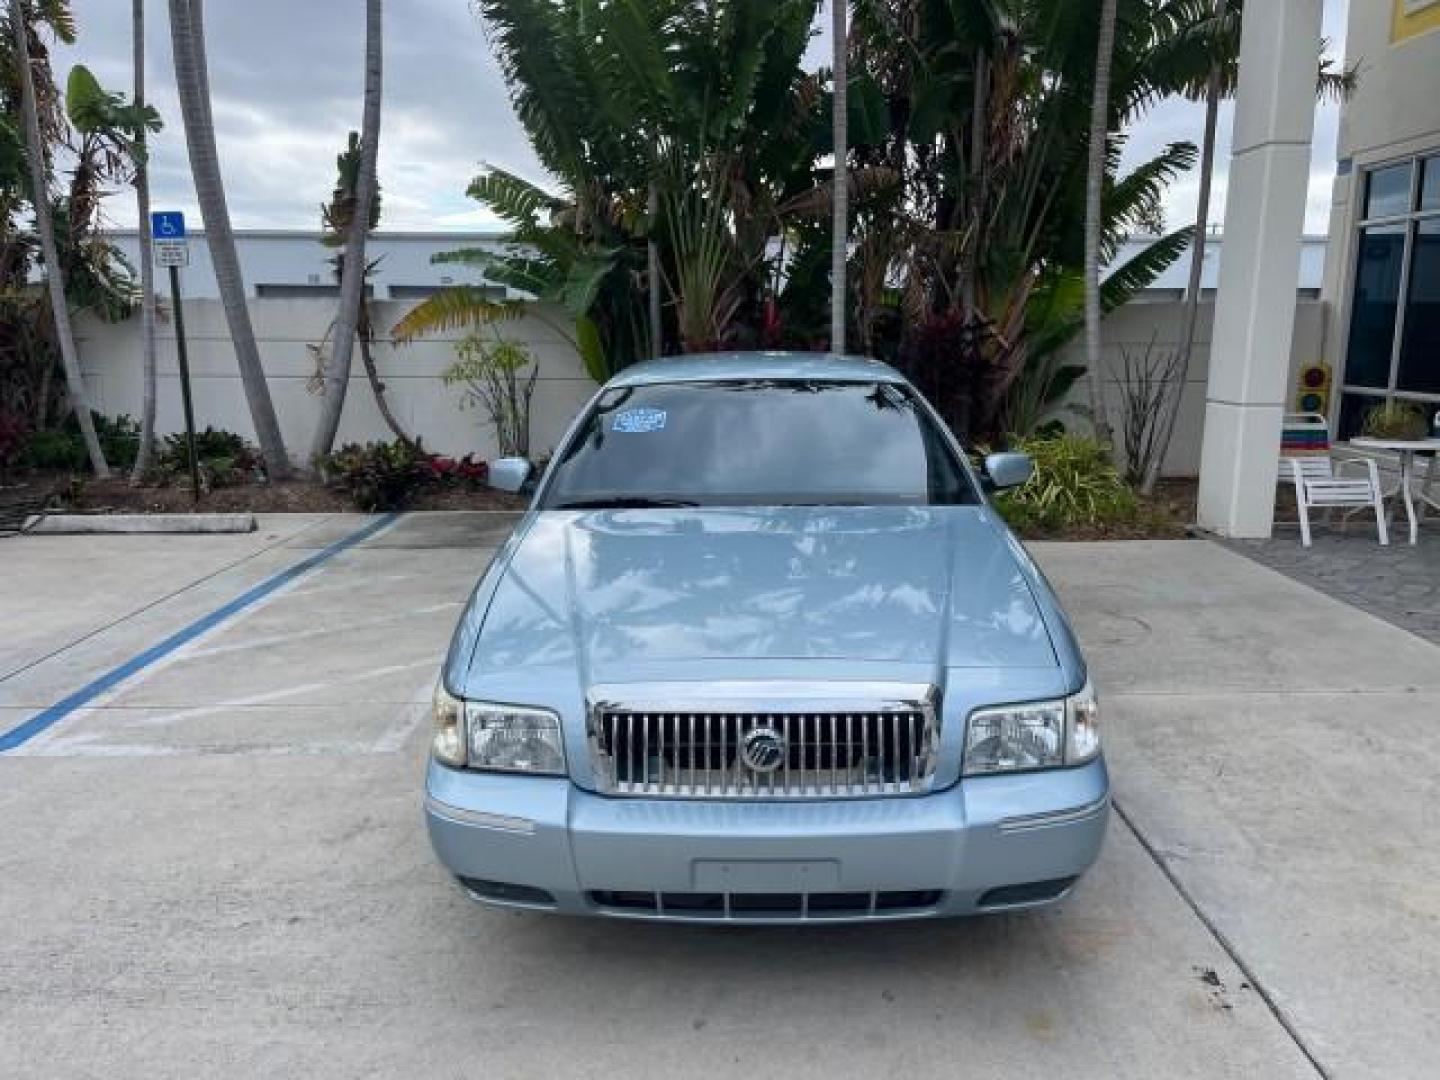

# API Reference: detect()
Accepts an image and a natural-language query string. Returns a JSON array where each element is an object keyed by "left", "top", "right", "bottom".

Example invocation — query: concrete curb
[{"left": 26, "top": 513, "right": 258, "bottom": 535}]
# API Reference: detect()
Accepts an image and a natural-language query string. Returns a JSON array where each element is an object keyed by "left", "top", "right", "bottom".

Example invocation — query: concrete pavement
[
  {"left": 1038, "top": 540, "right": 1440, "bottom": 1079},
  {"left": 0, "top": 516, "right": 1434, "bottom": 1077}
]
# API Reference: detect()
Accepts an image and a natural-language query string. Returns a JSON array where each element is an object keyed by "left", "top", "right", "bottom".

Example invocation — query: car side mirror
[
  {"left": 488, "top": 456, "right": 533, "bottom": 494},
  {"left": 983, "top": 452, "right": 1034, "bottom": 491}
]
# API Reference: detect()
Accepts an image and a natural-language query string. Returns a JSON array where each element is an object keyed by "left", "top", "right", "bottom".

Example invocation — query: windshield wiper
[{"left": 552, "top": 496, "right": 701, "bottom": 510}]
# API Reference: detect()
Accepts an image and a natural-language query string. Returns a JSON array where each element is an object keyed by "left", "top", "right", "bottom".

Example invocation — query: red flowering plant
[{"left": 425, "top": 454, "right": 489, "bottom": 486}]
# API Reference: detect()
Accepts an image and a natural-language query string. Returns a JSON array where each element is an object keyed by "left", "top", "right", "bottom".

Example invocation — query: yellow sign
[{"left": 1394, "top": 0, "right": 1440, "bottom": 43}]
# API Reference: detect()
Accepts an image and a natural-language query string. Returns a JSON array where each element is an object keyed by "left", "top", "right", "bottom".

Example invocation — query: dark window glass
[
  {"left": 1338, "top": 392, "right": 1384, "bottom": 441},
  {"left": 1421, "top": 155, "right": 1440, "bottom": 212},
  {"left": 1364, "top": 163, "right": 1412, "bottom": 219},
  {"left": 1397, "top": 218, "right": 1440, "bottom": 394},
  {"left": 541, "top": 380, "right": 978, "bottom": 508},
  {"left": 1344, "top": 224, "right": 1407, "bottom": 388}
]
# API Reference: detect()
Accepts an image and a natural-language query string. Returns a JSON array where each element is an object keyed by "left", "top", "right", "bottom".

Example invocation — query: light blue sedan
[{"left": 425, "top": 352, "right": 1107, "bottom": 922}]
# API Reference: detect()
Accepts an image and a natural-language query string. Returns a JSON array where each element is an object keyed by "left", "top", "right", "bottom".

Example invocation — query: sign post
[{"left": 152, "top": 212, "right": 200, "bottom": 503}]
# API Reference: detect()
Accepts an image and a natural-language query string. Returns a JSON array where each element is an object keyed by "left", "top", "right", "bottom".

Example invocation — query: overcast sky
[{"left": 54, "top": 0, "right": 1350, "bottom": 236}]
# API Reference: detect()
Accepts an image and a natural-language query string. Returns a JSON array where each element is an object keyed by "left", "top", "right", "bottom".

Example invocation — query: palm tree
[
  {"left": 830, "top": 0, "right": 847, "bottom": 354},
  {"left": 130, "top": 0, "right": 157, "bottom": 481},
  {"left": 647, "top": 181, "right": 661, "bottom": 359},
  {"left": 1138, "top": 0, "right": 1225, "bottom": 495},
  {"left": 309, "top": 0, "right": 381, "bottom": 463},
  {"left": 1083, "top": 0, "right": 1118, "bottom": 446},
  {"left": 398, "top": 0, "right": 822, "bottom": 370},
  {"left": 9, "top": 0, "right": 108, "bottom": 476},
  {"left": 310, "top": 131, "right": 412, "bottom": 448},
  {"left": 167, "top": 0, "right": 291, "bottom": 477}
]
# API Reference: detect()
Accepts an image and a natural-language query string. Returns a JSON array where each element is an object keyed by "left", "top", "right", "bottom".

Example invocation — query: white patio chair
[
  {"left": 1278, "top": 413, "right": 1389, "bottom": 547},
  {"left": 1420, "top": 448, "right": 1437, "bottom": 522}
]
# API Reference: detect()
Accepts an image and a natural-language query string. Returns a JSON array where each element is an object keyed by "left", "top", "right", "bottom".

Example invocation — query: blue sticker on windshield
[{"left": 612, "top": 407, "right": 667, "bottom": 434}]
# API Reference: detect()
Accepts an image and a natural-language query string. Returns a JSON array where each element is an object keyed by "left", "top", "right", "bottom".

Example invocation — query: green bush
[
  {"left": 991, "top": 434, "right": 1137, "bottom": 532},
  {"left": 152, "top": 427, "right": 262, "bottom": 489},
  {"left": 17, "top": 429, "right": 87, "bottom": 470},
  {"left": 320, "top": 438, "right": 431, "bottom": 511},
  {"left": 82, "top": 412, "right": 142, "bottom": 469},
  {"left": 157, "top": 427, "right": 257, "bottom": 469},
  {"left": 16, "top": 412, "right": 142, "bottom": 472}
]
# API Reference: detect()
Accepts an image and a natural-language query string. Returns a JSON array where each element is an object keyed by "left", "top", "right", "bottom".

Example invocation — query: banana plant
[{"left": 390, "top": 167, "right": 630, "bottom": 383}]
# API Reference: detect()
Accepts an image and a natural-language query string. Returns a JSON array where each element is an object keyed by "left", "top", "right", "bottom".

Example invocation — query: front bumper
[{"left": 425, "top": 757, "right": 1109, "bottom": 923}]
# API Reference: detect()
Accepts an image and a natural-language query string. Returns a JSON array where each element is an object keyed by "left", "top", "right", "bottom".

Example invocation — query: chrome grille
[{"left": 587, "top": 685, "right": 939, "bottom": 798}]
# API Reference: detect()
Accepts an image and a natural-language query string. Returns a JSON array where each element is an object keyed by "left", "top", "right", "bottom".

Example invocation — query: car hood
[{"left": 457, "top": 506, "right": 1057, "bottom": 688}]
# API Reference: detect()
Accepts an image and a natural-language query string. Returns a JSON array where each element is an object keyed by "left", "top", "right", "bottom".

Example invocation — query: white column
[{"left": 1196, "top": 0, "right": 1322, "bottom": 538}]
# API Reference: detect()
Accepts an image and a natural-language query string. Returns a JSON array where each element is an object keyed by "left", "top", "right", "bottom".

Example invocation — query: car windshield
[{"left": 540, "top": 379, "right": 977, "bottom": 509}]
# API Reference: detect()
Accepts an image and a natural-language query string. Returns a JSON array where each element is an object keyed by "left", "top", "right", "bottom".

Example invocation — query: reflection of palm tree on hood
[{"left": 460, "top": 507, "right": 1056, "bottom": 690}]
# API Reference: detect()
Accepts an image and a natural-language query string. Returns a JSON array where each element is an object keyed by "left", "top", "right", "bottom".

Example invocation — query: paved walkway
[
  {"left": 3, "top": 520, "right": 1438, "bottom": 1078},
  {"left": 1227, "top": 530, "right": 1440, "bottom": 645}
]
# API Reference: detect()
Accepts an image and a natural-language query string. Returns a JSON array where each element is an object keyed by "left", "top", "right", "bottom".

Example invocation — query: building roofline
[
  {"left": 102, "top": 228, "right": 513, "bottom": 241},
  {"left": 99, "top": 228, "right": 1331, "bottom": 244}
]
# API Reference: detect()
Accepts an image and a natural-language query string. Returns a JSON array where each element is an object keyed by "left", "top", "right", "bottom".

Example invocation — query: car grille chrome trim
[{"left": 586, "top": 682, "right": 939, "bottom": 799}]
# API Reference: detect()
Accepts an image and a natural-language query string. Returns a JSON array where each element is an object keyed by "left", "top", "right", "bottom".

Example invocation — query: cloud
[
  {"left": 55, "top": 0, "right": 543, "bottom": 230},
  {"left": 55, "top": 0, "right": 1349, "bottom": 236}
]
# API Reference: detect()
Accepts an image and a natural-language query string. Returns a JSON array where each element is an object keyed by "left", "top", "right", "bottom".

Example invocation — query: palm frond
[
  {"left": 778, "top": 166, "right": 902, "bottom": 218},
  {"left": 390, "top": 287, "right": 524, "bottom": 343},
  {"left": 465, "top": 168, "right": 562, "bottom": 230},
  {"left": 1317, "top": 41, "right": 1358, "bottom": 104},
  {"left": 475, "top": 0, "right": 592, "bottom": 177},
  {"left": 1101, "top": 226, "right": 1194, "bottom": 313},
  {"left": 1104, "top": 140, "right": 1198, "bottom": 257}
]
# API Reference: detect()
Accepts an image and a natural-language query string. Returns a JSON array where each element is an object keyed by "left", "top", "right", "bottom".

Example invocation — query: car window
[{"left": 540, "top": 379, "right": 978, "bottom": 508}]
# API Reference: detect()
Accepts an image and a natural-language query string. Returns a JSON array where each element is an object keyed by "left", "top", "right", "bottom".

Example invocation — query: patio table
[{"left": 1350, "top": 436, "right": 1440, "bottom": 545}]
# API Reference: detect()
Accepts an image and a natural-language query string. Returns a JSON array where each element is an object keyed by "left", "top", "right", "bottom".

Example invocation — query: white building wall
[
  {"left": 75, "top": 295, "right": 1323, "bottom": 476},
  {"left": 1062, "top": 298, "right": 1326, "bottom": 477},
  {"left": 75, "top": 300, "right": 596, "bottom": 461}
]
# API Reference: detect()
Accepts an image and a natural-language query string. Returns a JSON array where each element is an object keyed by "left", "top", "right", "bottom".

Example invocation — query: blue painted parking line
[{"left": 0, "top": 513, "right": 400, "bottom": 753}]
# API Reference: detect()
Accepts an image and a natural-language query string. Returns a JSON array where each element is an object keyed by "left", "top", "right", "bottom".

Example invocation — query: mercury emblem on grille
[{"left": 739, "top": 726, "right": 787, "bottom": 773}]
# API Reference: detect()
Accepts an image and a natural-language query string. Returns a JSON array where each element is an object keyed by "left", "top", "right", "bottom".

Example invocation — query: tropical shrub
[
  {"left": 0, "top": 411, "right": 32, "bottom": 478},
  {"left": 15, "top": 412, "right": 142, "bottom": 472},
  {"left": 991, "top": 434, "right": 1138, "bottom": 532},
  {"left": 403, "top": 0, "right": 1222, "bottom": 444},
  {"left": 82, "top": 412, "right": 142, "bottom": 470},
  {"left": 443, "top": 333, "right": 538, "bottom": 458},
  {"left": 152, "top": 427, "right": 262, "bottom": 488},
  {"left": 17, "top": 429, "right": 87, "bottom": 471},
  {"left": 320, "top": 438, "right": 431, "bottom": 511},
  {"left": 158, "top": 426, "right": 257, "bottom": 469},
  {"left": 1116, "top": 336, "right": 1183, "bottom": 486},
  {"left": 427, "top": 454, "right": 489, "bottom": 485},
  {"left": 392, "top": 0, "right": 834, "bottom": 375}
]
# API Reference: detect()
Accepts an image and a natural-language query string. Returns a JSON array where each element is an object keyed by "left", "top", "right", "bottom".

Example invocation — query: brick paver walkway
[{"left": 1227, "top": 529, "right": 1440, "bottom": 646}]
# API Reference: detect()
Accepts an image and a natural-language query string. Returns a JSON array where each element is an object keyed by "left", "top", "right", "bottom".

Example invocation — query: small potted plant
[{"left": 1361, "top": 399, "right": 1429, "bottom": 441}]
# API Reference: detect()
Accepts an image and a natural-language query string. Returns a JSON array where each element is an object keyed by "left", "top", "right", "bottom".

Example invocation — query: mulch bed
[
  {"left": 1008, "top": 479, "right": 1198, "bottom": 542},
  {"left": 4, "top": 472, "right": 1199, "bottom": 537},
  {"left": 2, "top": 471, "right": 526, "bottom": 516}
]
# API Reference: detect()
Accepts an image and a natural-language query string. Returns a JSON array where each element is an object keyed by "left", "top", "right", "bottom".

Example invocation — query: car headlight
[
  {"left": 432, "top": 682, "right": 467, "bottom": 767},
  {"left": 963, "top": 680, "right": 1100, "bottom": 776},
  {"left": 430, "top": 683, "right": 566, "bottom": 775},
  {"left": 1066, "top": 680, "right": 1101, "bottom": 765},
  {"left": 466, "top": 702, "right": 566, "bottom": 775}
]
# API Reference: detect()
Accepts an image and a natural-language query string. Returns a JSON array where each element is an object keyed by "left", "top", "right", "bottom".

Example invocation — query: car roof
[{"left": 604, "top": 351, "right": 908, "bottom": 389}]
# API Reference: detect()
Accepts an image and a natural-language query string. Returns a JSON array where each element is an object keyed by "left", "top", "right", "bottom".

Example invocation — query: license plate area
[{"left": 691, "top": 858, "right": 840, "bottom": 891}]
